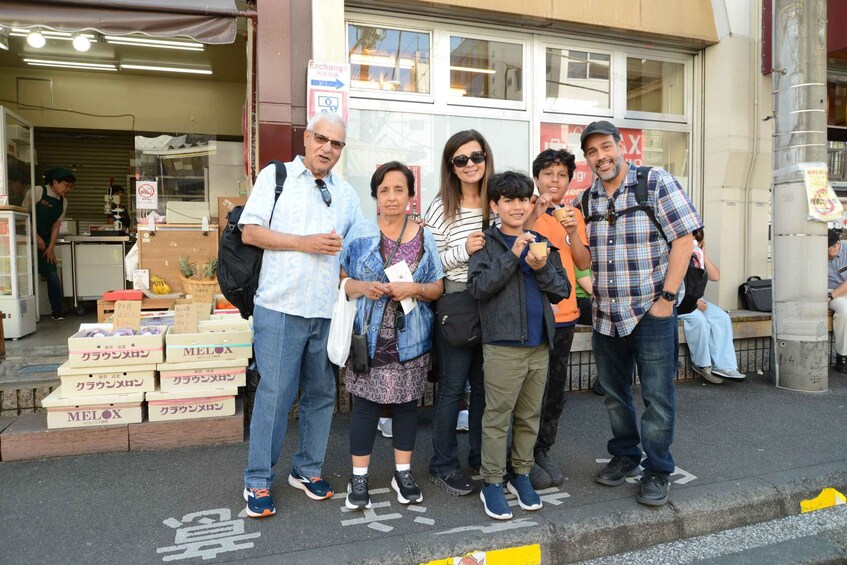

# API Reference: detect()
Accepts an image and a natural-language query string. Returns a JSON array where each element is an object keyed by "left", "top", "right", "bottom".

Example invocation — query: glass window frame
[
  {"left": 537, "top": 39, "right": 614, "bottom": 117},
  {"left": 346, "top": 18, "right": 436, "bottom": 104},
  {"left": 619, "top": 48, "right": 691, "bottom": 123}
]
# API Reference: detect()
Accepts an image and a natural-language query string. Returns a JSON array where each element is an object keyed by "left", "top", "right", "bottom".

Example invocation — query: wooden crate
[
  {"left": 97, "top": 298, "right": 176, "bottom": 323},
  {"left": 128, "top": 400, "right": 243, "bottom": 451},
  {"left": 0, "top": 413, "right": 128, "bottom": 461},
  {"left": 137, "top": 225, "right": 218, "bottom": 294}
]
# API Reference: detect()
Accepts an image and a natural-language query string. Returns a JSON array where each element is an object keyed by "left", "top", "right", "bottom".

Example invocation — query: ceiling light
[
  {"left": 23, "top": 58, "right": 117, "bottom": 71},
  {"left": 26, "top": 30, "right": 46, "bottom": 48},
  {"left": 11, "top": 28, "right": 97, "bottom": 41},
  {"left": 105, "top": 35, "right": 204, "bottom": 51},
  {"left": 0, "top": 28, "right": 8, "bottom": 51},
  {"left": 450, "top": 65, "right": 496, "bottom": 75},
  {"left": 72, "top": 35, "right": 91, "bottom": 52},
  {"left": 120, "top": 63, "right": 212, "bottom": 75}
]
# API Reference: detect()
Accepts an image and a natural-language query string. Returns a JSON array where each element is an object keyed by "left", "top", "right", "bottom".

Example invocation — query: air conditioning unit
[{"left": 7, "top": 125, "right": 30, "bottom": 143}]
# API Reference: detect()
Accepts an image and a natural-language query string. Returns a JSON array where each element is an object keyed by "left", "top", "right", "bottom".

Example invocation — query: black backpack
[
  {"left": 578, "top": 166, "right": 668, "bottom": 244},
  {"left": 217, "top": 161, "right": 287, "bottom": 319}
]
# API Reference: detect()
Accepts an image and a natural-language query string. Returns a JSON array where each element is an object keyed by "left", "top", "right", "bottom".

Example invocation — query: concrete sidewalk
[{"left": 1, "top": 369, "right": 846, "bottom": 564}]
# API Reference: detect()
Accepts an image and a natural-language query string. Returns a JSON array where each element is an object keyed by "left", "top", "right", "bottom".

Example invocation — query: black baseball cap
[{"left": 580, "top": 120, "right": 621, "bottom": 150}]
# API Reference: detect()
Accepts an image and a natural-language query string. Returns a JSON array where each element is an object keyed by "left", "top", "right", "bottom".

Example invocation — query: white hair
[{"left": 306, "top": 113, "right": 347, "bottom": 139}]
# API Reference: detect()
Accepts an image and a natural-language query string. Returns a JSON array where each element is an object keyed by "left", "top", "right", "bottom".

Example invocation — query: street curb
[{"left": 254, "top": 460, "right": 847, "bottom": 564}]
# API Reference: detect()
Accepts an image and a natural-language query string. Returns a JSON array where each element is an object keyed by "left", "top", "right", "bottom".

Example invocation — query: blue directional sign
[{"left": 310, "top": 78, "right": 345, "bottom": 89}]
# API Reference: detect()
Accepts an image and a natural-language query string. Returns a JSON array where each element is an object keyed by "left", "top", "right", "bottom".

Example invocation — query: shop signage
[
  {"left": 802, "top": 163, "right": 844, "bottom": 222},
  {"left": 307, "top": 60, "right": 350, "bottom": 121},
  {"left": 136, "top": 180, "right": 158, "bottom": 210}
]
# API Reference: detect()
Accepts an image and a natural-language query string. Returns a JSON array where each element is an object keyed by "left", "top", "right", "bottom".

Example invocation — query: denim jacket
[
  {"left": 467, "top": 226, "right": 570, "bottom": 347},
  {"left": 341, "top": 219, "right": 445, "bottom": 361}
]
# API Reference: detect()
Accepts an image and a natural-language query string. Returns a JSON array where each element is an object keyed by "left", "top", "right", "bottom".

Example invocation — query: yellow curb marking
[{"left": 421, "top": 543, "right": 541, "bottom": 565}]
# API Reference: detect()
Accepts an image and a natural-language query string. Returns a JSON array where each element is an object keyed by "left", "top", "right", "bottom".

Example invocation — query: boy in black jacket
[{"left": 467, "top": 171, "right": 570, "bottom": 520}]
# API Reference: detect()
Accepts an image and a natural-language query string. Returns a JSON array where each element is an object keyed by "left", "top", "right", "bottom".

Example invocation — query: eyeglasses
[
  {"left": 395, "top": 309, "right": 406, "bottom": 332},
  {"left": 604, "top": 199, "right": 617, "bottom": 227},
  {"left": 451, "top": 151, "right": 486, "bottom": 168},
  {"left": 308, "top": 130, "right": 346, "bottom": 151},
  {"left": 315, "top": 179, "right": 332, "bottom": 207}
]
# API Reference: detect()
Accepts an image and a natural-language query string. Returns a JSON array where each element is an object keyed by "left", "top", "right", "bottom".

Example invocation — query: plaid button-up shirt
[{"left": 574, "top": 163, "right": 702, "bottom": 337}]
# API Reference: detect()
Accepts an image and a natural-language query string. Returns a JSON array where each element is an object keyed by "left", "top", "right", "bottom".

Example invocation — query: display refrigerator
[{"left": 0, "top": 206, "right": 36, "bottom": 338}]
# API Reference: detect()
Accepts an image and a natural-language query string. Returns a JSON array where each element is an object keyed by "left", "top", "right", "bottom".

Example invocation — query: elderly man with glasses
[
  {"left": 238, "top": 112, "right": 363, "bottom": 518},
  {"left": 22, "top": 166, "right": 75, "bottom": 321}
]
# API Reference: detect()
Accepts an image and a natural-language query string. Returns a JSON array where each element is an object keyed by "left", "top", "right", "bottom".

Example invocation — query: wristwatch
[
  {"left": 829, "top": 291, "right": 834, "bottom": 300},
  {"left": 660, "top": 290, "right": 677, "bottom": 302}
]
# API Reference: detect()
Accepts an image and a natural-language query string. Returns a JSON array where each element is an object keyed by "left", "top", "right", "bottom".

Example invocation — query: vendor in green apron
[{"left": 22, "top": 167, "right": 74, "bottom": 320}]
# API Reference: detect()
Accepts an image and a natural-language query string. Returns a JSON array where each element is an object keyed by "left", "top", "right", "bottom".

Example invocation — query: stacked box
[
  {"left": 57, "top": 361, "right": 157, "bottom": 397},
  {"left": 68, "top": 325, "right": 168, "bottom": 368},
  {"left": 158, "top": 359, "right": 247, "bottom": 392},
  {"left": 165, "top": 319, "right": 252, "bottom": 363},
  {"left": 42, "top": 388, "right": 144, "bottom": 429},
  {"left": 145, "top": 388, "right": 238, "bottom": 422}
]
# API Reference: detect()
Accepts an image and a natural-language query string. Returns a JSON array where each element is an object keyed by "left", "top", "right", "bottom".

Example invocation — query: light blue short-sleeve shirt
[{"left": 239, "top": 157, "right": 363, "bottom": 319}]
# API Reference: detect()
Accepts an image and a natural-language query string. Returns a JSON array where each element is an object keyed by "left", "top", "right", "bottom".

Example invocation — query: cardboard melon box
[
  {"left": 57, "top": 361, "right": 157, "bottom": 397},
  {"left": 67, "top": 325, "right": 168, "bottom": 369},
  {"left": 157, "top": 359, "right": 247, "bottom": 392},
  {"left": 42, "top": 387, "right": 144, "bottom": 429},
  {"left": 165, "top": 320, "right": 252, "bottom": 363},
  {"left": 145, "top": 388, "right": 237, "bottom": 422}
]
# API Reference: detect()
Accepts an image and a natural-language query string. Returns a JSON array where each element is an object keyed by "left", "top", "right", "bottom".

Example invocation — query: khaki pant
[{"left": 480, "top": 343, "right": 549, "bottom": 483}]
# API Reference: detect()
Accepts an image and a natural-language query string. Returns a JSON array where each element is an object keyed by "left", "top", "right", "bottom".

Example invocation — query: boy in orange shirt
[{"left": 527, "top": 149, "right": 588, "bottom": 488}]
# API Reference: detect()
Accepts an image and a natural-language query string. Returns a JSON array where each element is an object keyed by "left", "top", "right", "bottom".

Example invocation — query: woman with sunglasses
[
  {"left": 340, "top": 161, "right": 445, "bottom": 510},
  {"left": 424, "top": 129, "right": 495, "bottom": 495}
]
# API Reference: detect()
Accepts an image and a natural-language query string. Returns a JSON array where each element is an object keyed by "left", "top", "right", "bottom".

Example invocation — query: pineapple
[
  {"left": 178, "top": 256, "right": 195, "bottom": 279},
  {"left": 202, "top": 257, "right": 217, "bottom": 280}
]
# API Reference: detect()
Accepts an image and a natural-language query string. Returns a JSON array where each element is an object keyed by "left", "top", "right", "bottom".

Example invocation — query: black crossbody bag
[{"left": 349, "top": 216, "right": 408, "bottom": 373}]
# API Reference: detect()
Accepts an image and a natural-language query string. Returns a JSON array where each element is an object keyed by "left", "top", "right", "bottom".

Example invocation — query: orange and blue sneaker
[
  {"left": 243, "top": 487, "right": 275, "bottom": 518},
  {"left": 288, "top": 470, "right": 334, "bottom": 500}
]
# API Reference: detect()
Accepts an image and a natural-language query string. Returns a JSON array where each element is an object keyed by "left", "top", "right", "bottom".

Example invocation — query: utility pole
[{"left": 772, "top": 0, "right": 828, "bottom": 391}]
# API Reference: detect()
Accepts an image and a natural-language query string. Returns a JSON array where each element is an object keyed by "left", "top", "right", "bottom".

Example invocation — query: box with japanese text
[
  {"left": 157, "top": 359, "right": 247, "bottom": 392},
  {"left": 67, "top": 325, "right": 168, "bottom": 369},
  {"left": 57, "top": 361, "right": 157, "bottom": 397},
  {"left": 42, "top": 388, "right": 144, "bottom": 429},
  {"left": 145, "top": 388, "right": 237, "bottom": 422},
  {"left": 165, "top": 320, "right": 252, "bottom": 363}
]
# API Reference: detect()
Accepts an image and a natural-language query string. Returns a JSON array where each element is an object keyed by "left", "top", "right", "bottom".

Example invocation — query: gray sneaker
[
  {"left": 712, "top": 368, "right": 745, "bottom": 380},
  {"left": 534, "top": 450, "right": 564, "bottom": 486},
  {"left": 528, "top": 463, "right": 552, "bottom": 490},
  {"left": 693, "top": 365, "right": 723, "bottom": 384}
]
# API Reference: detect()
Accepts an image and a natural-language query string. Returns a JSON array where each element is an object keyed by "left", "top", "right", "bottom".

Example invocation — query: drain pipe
[{"left": 743, "top": 0, "right": 761, "bottom": 278}]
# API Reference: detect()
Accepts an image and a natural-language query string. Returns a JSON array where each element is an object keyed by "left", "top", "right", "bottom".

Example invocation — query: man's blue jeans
[
  {"left": 592, "top": 312, "right": 678, "bottom": 475},
  {"left": 244, "top": 305, "right": 336, "bottom": 489},
  {"left": 44, "top": 269, "right": 63, "bottom": 316},
  {"left": 429, "top": 321, "right": 485, "bottom": 477}
]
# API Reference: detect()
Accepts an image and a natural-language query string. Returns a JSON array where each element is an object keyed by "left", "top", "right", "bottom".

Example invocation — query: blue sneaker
[
  {"left": 479, "top": 482, "right": 512, "bottom": 520},
  {"left": 288, "top": 470, "right": 334, "bottom": 500},
  {"left": 243, "top": 487, "right": 276, "bottom": 518},
  {"left": 507, "top": 473, "right": 542, "bottom": 510}
]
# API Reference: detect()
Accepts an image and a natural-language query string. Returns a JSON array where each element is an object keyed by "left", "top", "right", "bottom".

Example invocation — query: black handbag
[
  {"left": 349, "top": 216, "right": 408, "bottom": 373},
  {"left": 435, "top": 290, "right": 482, "bottom": 348},
  {"left": 738, "top": 276, "right": 772, "bottom": 312}
]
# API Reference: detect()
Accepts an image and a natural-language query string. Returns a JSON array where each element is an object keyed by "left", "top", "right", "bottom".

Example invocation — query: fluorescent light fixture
[
  {"left": 450, "top": 65, "right": 496, "bottom": 75},
  {"left": 105, "top": 35, "right": 204, "bottom": 51},
  {"left": 350, "top": 53, "right": 415, "bottom": 69},
  {"left": 23, "top": 58, "right": 117, "bottom": 71},
  {"left": 120, "top": 63, "right": 212, "bottom": 75},
  {"left": 12, "top": 28, "right": 96, "bottom": 42},
  {"left": 0, "top": 28, "right": 8, "bottom": 51},
  {"left": 26, "top": 30, "right": 46, "bottom": 48},
  {"left": 72, "top": 35, "right": 91, "bottom": 52}
]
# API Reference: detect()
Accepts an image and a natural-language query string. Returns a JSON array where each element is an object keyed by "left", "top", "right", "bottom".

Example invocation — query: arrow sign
[{"left": 310, "top": 78, "right": 344, "bottom": 89}]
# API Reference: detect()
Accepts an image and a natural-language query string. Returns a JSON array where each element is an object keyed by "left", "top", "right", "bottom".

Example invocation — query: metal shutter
[{"left": 33, "top": 129, "right": 133, "bottom": 234}]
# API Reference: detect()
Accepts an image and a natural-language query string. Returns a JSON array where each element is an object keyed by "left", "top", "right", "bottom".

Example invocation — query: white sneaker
[
  {"left": 378, "top": 417, "right": 393, "bottom": 438},
  {"left": 456, "top": 409, "right": 469, "bottom": 432},
  {"left": 712, "top": 368, "right": 745, "bottom": 380}
]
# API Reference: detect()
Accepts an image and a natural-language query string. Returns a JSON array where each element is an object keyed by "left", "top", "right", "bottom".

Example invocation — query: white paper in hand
[{"left": 383, "top": 260, "right": 417, "bottom": 314}]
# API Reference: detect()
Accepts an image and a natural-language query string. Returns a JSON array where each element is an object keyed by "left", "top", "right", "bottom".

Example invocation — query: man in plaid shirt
[{"left": 562, "top": 121, "right": 702, "bottom": 506}]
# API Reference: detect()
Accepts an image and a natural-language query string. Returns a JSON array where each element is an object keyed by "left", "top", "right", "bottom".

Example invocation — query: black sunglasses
[
  {"left": 604, "top": 199, "right": 617, "bottom": 227},
  {"left": 451, "top": 151, "right": 486, "bottom": 168},
  {"left": 395, "top": 309, "right": 406, "bottom": 332},
  {"left": 315, "top": 179, "right": 332, "bottom": 207}
]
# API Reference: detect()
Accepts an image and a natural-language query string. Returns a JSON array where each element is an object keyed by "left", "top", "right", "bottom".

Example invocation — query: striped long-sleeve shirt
[{"left": 424, "top": 197, "right": 487, "bottom": 284}]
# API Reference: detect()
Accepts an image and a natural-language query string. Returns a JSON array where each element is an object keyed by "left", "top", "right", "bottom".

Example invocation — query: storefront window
[
  {"left": 626, "top": 58, "right": 685, "bottom": 116},
  {"left": 450, "top": 36, "right": 522, "bottom": 101},
  {"left": 348, "top": 24, "right": 431, "bottom": 94},
  {"left": 540, "top": 122, "right": 690, "bottom": 198},
  {"left": 828, "top": 79, "right": 847, "bottom": 126},
  {"left": 545, "top": 48, "right": 611, "bottom": 113}
]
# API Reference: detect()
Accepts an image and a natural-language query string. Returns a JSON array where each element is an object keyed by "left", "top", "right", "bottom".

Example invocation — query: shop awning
[{"left": 0, "top": 0, "right": 239, "bottom": 44}]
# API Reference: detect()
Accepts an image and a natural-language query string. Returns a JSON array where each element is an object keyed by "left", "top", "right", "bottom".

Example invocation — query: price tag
[
  {"left": 112, "top": 300, "right": 141, "bottom": 331},
  {"left": 193, "top": 301, "right": 212, "bottom": 321},
  {"left": 190, "top": 283, "right": 215, "bottom": 305},
  {"left": 173, "top": 304, "right": 198, "bottom": 334}
]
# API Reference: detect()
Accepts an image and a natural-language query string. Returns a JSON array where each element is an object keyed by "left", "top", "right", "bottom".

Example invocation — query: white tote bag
[{"left": 327, "top": 278, "right": 357, "bottom": 366}]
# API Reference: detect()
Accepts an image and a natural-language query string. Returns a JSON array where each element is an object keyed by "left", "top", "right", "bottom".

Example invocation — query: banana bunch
[{"left": 150, "top": 275, "right": 171, "bottom": 295}]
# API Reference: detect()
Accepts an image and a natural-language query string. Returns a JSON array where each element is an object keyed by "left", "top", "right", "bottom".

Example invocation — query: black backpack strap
[
  {"left": 264, "top": 160, "right": 288, "bottom": 229},
  {"left": 633, "top": 166, "right": 667, "bottom": 244}
]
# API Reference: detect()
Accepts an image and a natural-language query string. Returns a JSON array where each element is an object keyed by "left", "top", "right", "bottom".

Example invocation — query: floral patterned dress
[{"left": 346, "top": 228, "right": 429, "bottom": 404}]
